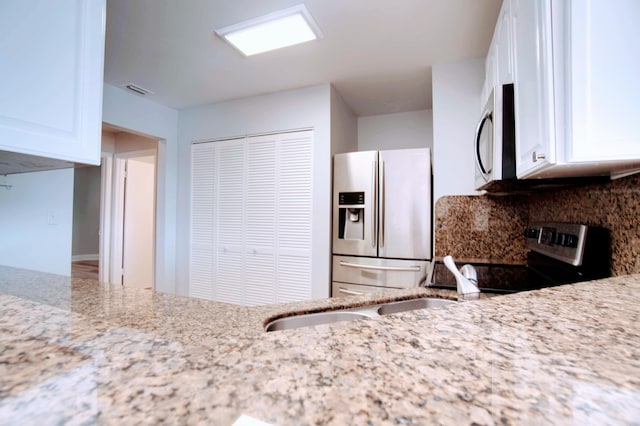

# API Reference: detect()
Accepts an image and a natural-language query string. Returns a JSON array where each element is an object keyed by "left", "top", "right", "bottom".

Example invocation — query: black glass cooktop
[{"left": 430, "top": 261, "right": 553, "bottom": 294}]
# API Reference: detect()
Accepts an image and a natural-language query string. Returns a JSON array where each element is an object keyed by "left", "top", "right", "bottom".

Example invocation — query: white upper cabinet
[
  {"left": 0, "top": 0, "right": 106, "bottom": 165},
  {"left": 495, "top": 0, "right": 514, "bottom": 86},
  {"left": 566, "top": 0, "right": 640, "bottom": 163},
  {"left": 512, "top": 0, "right": 640, "bottom": 179},
  {"left": 482, "top": 0, "right": 514, "bottom": 108}
]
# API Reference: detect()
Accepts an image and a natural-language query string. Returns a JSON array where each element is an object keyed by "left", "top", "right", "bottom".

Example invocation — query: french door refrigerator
[{"left": 332, "top": 148, "right": 432, "bottom": 297}]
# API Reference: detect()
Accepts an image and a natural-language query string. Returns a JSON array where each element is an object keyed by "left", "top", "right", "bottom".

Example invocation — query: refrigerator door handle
[
  {"left": 371, "top": 160, "right": 377, "bottom": 248},
  {"left": 339, "top": 261, "right": 422, "bottom": 272},
  {"left": 336, "top": 287, "right": 365, "bottom": 296},
  {"left": 380, "top": 160, "right": 385, "bottom": 247}
]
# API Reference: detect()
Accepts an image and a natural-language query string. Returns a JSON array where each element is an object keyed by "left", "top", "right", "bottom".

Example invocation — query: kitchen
[{"left": 1, "top": 0, "right": 640, "bottom": 424}]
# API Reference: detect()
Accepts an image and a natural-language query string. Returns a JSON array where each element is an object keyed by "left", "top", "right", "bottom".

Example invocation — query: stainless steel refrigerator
[{"left": 332, "top": 148, "right": 432, "bottom": 297}]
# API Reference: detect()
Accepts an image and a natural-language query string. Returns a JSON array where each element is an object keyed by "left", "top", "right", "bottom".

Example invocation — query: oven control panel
[{"left": 524, "top": 222, "right": 588, "bottom": 266}]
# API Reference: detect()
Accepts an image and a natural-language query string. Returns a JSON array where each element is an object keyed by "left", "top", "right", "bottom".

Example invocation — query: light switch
[{"left": 47, "top": 211, "right": 57, "bottom": 225}]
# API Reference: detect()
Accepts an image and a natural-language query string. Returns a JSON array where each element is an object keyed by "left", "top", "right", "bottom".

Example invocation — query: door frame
[
  {"left": 110, "top": 149, "right": 157, "bottom": 286},
  {"left": 99, "top": 152, "right": 113, "bottom": 284}
]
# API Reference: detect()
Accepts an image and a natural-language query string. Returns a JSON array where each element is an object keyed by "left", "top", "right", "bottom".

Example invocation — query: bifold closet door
[
  {"left": 274, "top": 131, "right": 313, "bottom": 303},
  {"left": 244, "top": 136, "right": 277, "bottom": 305},
  {"left": 189, "top": 130, "right": 313, "bottom": 305},
  {"left": 190, "top": 142, "right": 216, "bottom": 300},
  {"left": 244, "top": 131, "right": 313, "bottom": 305},
  {"left": 215, "top": 141, "right": 246, "bottom": 305}
]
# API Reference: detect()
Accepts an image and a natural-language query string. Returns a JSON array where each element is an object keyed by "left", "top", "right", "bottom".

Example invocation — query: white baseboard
[{"left": 72, "top": 254, "right": 99, "bottom": 262}]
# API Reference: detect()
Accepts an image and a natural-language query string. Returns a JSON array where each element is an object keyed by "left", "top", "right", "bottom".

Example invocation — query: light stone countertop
[{"left": 1, "top": 265, "right": 639, "bottom": 425}]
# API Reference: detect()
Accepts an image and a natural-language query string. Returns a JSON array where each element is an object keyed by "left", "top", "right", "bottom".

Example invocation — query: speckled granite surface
[
  {"left": 527, "top": 173, "right": 640, "bottom": 275},
  {"left": 434, "top": 195, "right": 529, "bottom": 264},
  {"left": 2, "top": 265, "right": 640, "bottom": 425},
  {"left": 435, "top": 173, "right": 640, "bottom": 276}
]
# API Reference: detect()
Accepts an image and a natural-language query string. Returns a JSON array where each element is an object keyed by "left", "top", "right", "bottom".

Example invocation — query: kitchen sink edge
[{"left": 264, "top": 295, "right": 458, "bottom": 332}]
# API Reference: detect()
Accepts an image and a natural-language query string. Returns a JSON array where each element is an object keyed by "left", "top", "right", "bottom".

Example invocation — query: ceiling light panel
[{"left": 215, "top": 4, "right": 323, "bottom": 56}]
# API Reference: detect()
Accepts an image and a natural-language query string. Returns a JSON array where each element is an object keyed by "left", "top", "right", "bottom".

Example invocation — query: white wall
[
  {"left": 177, "top": 84, "right": 333, "bottom": 300},
  {"left": 358, "top": 110, "right": 433, "bottom": 151},
  {"left": 72, "top": 166, "right": 101, "bottom": 258},
  {"left": 0, "top": 169, "right": 74, "bottom": 275},
  {"left": 432, "top": 58, "right": 485, "bottom": 202},
  {"left": 114, "top": 132, "right": 158, "bottom": 153},
  {"left": 102, "top": 83, "right": 179, "bottom": 294}
]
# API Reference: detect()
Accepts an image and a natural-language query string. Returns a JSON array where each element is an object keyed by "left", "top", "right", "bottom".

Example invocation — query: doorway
[
  {"left": 72, "top": 127, "right": 158, "bottom": 288},
  {"left": 71, "top": 164, "right": 102, "bottom": 280}
]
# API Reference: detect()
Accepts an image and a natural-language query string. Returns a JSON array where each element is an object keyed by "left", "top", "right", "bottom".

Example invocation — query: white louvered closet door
[
  {"left": 244, "top": 130, "right": 314, "bottom": 305},
  {"left": 276, "top": 131, "right": 312, "bottom": 303},
  {"left": 215, "top": 140, "right": 246, "bottom": 305},
  {"left": 190, "top": 143, "right": 216, "bottom": 300},
  {"left": 189, "top": 130, "right": 313, "bottom": 306},
  {"left": 245, "top": 135, "right": 277, "bottom": 305}
]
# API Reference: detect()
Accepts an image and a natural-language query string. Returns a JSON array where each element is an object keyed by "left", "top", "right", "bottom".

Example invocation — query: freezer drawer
[
  {"left": 332, "top": 255, "right": 430, "bottom": 289},
  {"left": 332, "top": 282, "right": 395, "bottom": 297}
]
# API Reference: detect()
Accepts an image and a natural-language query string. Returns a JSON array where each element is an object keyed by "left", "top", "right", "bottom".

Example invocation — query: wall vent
[{"left": 123, "top": 83, "right": 154, "bottom": 96}]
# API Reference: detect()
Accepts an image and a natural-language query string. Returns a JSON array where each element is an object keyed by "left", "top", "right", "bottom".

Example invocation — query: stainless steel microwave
[{"left": 474, "top": 83, "right": 516, "bottom": 190}]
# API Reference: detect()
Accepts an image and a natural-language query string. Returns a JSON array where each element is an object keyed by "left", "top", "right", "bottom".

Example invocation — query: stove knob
[
  {"left": 524, "top": 227, "right": 539, "bottom": 238},
  {"left": 564, "top": 234, "right": 578, "bottom": 247}
]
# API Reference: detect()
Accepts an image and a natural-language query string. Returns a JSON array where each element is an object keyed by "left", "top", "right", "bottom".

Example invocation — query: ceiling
[{"left": 104, "top": 0, "right": 501, "bottom": 117}]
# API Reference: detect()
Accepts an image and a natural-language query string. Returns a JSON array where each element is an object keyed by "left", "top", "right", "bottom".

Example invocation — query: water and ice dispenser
[{"left": 337, "top": 192, "right": 365, "bottom": 241}]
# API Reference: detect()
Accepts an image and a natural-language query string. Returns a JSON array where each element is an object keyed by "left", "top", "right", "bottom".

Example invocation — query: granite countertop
[{"left": 1, "top": 265, "right": 639, "bottom": 425}]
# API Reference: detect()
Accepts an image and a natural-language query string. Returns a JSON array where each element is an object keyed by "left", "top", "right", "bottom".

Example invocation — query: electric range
[{"left": 429, "top": 222, "right": 610, "bottom": 294}]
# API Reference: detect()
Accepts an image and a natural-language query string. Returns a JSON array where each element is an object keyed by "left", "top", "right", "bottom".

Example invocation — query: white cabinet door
[
  {"left": 0, "top": 0, "right": 105, "bottom": 164},
  {"left": 482, "top": 0, "right": 513, "bottom": 106},
  {"left": 567, "top": 0, "right": 640, "bottom": 162},
  {"left": 481, "top": 43, "right": 497, "bottom": 108},
  {"left": 512, "top": 0, "right": 555, "bottom": 178},
  {"left": 495, "top": 0, "right": 514, "bottom": 85}
]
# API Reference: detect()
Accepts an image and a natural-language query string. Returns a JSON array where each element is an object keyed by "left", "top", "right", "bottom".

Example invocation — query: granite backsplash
[{"left": 435, "top": 173, "right": 640, "bottom": 276}]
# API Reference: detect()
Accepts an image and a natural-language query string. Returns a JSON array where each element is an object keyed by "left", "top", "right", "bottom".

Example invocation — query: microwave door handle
[{"left": 475, "top": 112, "right": 492, "bottom": 182}]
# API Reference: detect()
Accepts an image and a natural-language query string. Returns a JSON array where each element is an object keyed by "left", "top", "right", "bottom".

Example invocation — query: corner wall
[{"left": 330, "top": 86, "right": 358, "bottom": 155}]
